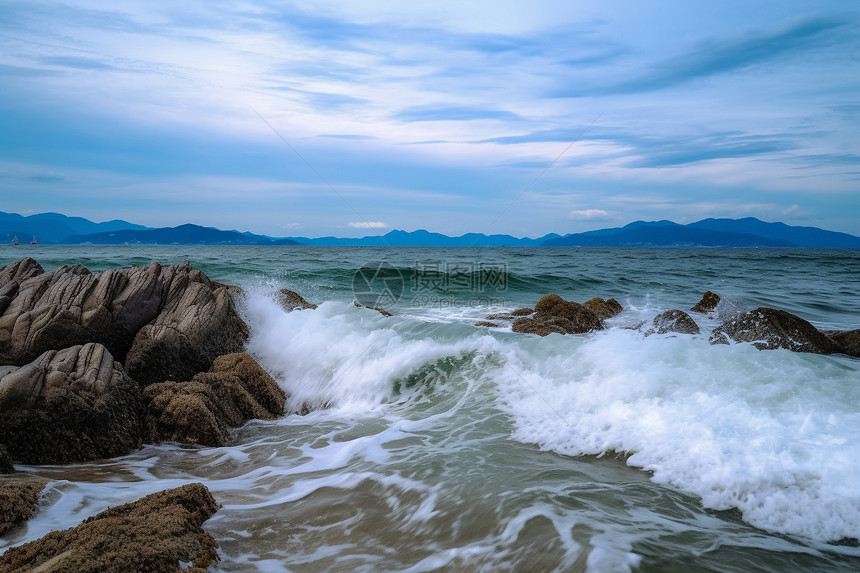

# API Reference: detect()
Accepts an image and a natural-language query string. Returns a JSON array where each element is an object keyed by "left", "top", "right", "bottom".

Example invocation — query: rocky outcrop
[
  {"left": 0, "top": 482, "right": 219, "bottom": 572},
  {"left": 511, "top": 307, "right": 534, "bottom": 316},
  {"left": 512, "top": 294, "right": 603, "bottom": 336},
  {"left": 0, "top": 477, "right": 47, "bottom": 536},
  {"left": 831, "top": 330, "right": 860, "bottom": 358},
  {"left": 0, "top": 343, "right": 142, "bottom": 464},
  {"left": 0, "top": 257, "right": 44, "bottom": 316},
  {"left": 710, "top": 307, "right": 839, "bottom": 354},
  {"left": 279, "top": 288, "right": 317, "bottom": 311},
  {"left": 583, "top": 297, "right": 623, "bottom": 320},
  {"left": 0, "top": 260, "right": 248, "bottom": 386},
  {"left": 691, "top": 291, "right": 720, "bottom": 314},
  {"left": 144, "top": 353, "right": 286, "bottom": 447},
  {"left": 648, "top": 310, "right": 700, "bottom": 335}
]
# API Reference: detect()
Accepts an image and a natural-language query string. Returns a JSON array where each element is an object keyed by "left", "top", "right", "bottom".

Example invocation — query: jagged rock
[
  {"left": 0, "top": 482, "right": 219, "bottom": 572},
  {"left": 0, "top": 261, "right": 249, "bottom": 386},
  {"left": 0, "top": 477, "right": 47, "bottom": 536},
  {"left": 0, "top": 343, "right": 142, "bottom": 464},
  {"left": 691, "top": 291, "right": 721, "bottom": 314},
  {"left": 710, "top": 307, "right": 839, "bottom": 354},
  {"left": 474, "top": 321, "right": 500, "bottom": 328},
  {"left": 831, "top": 329, "right": 860, "bottom": 358},
  {"left": 512, "top": 294, "right": 603, "bottom": 336},
  {"left": 648, "top": 310, "right": 700, "bottom": 335},
  {"left": 213, "top": 282, "right": 244, "bottom": 297},
  {"left": 511, "top": 308, "right": 534, "bottom": 316},
  {"left": 0, "top": 257, "right": 44, "bottom": 316},
  {"left": 144, "top": 353, "right": 285, "bottom": 447},
  {"left": 279, "top": 288, "right": 317, "bottom": 311},
  {"left": 583, "top": 297, "right": 623, "bottom": 320},
  {"left": 353, "top": 301, "right": 393, "bottom": 317}
]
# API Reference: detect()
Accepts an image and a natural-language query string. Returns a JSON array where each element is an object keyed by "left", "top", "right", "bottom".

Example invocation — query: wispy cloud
[
  {"left": 348, "top": 221, "right": 387, "bottom": 229},
  {"left": 569, "top": 209, "right": 610, "bottom": 220},
  {"left": 393, "top": 105, "right": 523, "bottom": 122}
]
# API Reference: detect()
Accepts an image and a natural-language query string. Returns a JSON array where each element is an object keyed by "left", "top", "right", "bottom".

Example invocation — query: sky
[{"left": 1, "top": 0, "right": 858, "bottom": 238}]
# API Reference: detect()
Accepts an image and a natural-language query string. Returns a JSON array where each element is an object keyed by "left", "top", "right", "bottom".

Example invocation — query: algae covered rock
[
  {"left": 691, "top": 291, "right": 721, "bottom": 314},
  {"left": 0, "top": 477, "right": 47, "bottom": 536},
  {"left": 512, "top": 294, "right": 603, "bottom": 336}
]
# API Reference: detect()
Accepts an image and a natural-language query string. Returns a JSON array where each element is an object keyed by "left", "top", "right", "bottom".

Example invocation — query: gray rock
[
  {"left": 0, "top": 343, "right": 142, "bottom": 464},
  {"left": 648, "top": 310, "right": 701, "bottom": 335},
  {"left": 710, "top": 307, "right": 839, "bottom": 354}
]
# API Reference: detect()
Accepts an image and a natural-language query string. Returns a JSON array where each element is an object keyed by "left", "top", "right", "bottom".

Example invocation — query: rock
[
  {"left": 279, "top": 288, "right": 317, "bottom": 311},
  {"left": 0, "top": 343, "right": 142, "bottom": 464},
  {"left": 213, "top": 282, "right": 244, "bottom": 297},
  {"left": 353, "top": 301, "right": 393, "bottom": 317},
  {"left": 485, "top": 313, "right": 514, "bottom": 320},
  {"left": 0, "top": 477, "right": 47, "bottom": 536},
  {"left": 710, "top": 307, "right": 839, "bottom": 354},
  {"left": 474, "top": 321, "right": 500, "bottom": 328},
  {"left": 691, "top": 291, "right": 721, "bottom": 314},
  {"left": 583, "top": 297, "right": 623, "bottom": 320},
  {"left": 831, "top": 329, "right": 860, "bottom": 358},
  {"left": 0, "top": 482, "right": 219, "bottom": 572},
  {"left": 512, "top": 294, "right": 603, "bottom": 336},
  {"left": 0, "top": 261, "right": 249, "bottom": 387},
  {"left": 0, "top": 258, "right": 44, "bottom": 316},
  {"left": 648, "top": 310, "right": 700, "bottom": 335},
  {"left": 144, "top": 353, "right": 286, "bottom": 447},
  {"left": 511, "top": 307, "right": 534, "bottom": 316},
  {"left": 0, "top": 443, "right": 13, "bottom": 473}
]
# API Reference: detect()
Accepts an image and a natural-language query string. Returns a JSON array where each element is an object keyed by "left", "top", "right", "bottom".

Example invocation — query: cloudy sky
[{"left": 2, "top": 0, "right": 858, "bottom": 238}]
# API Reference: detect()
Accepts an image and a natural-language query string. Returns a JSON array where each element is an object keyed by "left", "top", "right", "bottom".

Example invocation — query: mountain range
[{"left": 1, "top": 211, "right": 858, "bottom": 248}]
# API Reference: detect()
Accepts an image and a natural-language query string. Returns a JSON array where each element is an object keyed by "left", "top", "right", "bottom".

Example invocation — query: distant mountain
[
  {"left": 287, "top": 229, "right": 560, "bottom": 247},
  {"left": 543, "top": 218, "right": 860, "bottom": 248},
  {"left": 68, "top": 224, "right": 302, "bottom": 245},
  {"left": 0, "top": 211, "right": 148, "bottom": 244}
]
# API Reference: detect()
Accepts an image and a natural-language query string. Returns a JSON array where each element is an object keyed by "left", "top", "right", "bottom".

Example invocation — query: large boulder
[
  {"left": 512, "top": 294, "right": 603, "bottom": 336},
  {"left": 0, "top": 482, "right": 219, "bottom": 572},
  {"left": 648, "top": 310, "right": 700, "bottom": 335},
  {"left": 0, "top": 477, "right": 47, "bottom": 536},
  {"left": 144, "top": 353, "right": 286, "bottom": 447},
  {"left": 583, "top": 297, "right": 623, "bottom": 320},
  {"left": 691, "top": 291, "right": 721, "bottom": 314},
  {"left": 0, "top": 257, "right": 44, "bottom": 316},
  {"left": 0, "top": 343, "right": 142, "bottom": 464},
  {"left": 831, "top": 329, "right": 860, "bottom": 358},
  {"left": 710, "top": 307, "right": 839, "bottom": 354},
  {"left": 0, "top": 260, "right": 249, "bottom": 386}
]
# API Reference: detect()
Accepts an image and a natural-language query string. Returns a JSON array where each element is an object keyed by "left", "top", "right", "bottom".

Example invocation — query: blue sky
[{"left": 1, "top": 0, "right": 858, "bottom": 238}]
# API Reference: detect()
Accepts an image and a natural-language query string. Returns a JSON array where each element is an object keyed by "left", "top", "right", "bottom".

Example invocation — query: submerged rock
[
  {"left": 831, "top": 329, "right": 860, "bottom": 358},
  {"left": 279, "top": 288, "right": 318, "bottom": 311},
  {"left": 710, "top": 307, "right": 839, "bottom": 354},
  {"left": 648, "top": 310, "right": 701, "bottom": 335},
  {"left": 0, "top": 482, "right": 219, "bottom": 572},
  {"left": 353, "top": 301, "right": 393, "bottom": 317},
  {"left": 474, "top": 321, "right": 500, "bottom": 328},
  {"left": 583, "top": 297, "right": 623, "bottom": 320},
  {"left": 144, "top": 353, "right": 285, "bottom": 447},
  {"left": 0, "top": 260, "right": 249, "bottom": 386},
  {"left": 691, "top": 291, "right": 721, "bottom": 314},
  {"left": 0, "top": 343, "right": 142, "bottom": 464},
  {"left": 512, "top": 294, "right": 603, "bottom": 336},
  {"left": 0, "top": 477, "right": 47, "bottom": 536}
]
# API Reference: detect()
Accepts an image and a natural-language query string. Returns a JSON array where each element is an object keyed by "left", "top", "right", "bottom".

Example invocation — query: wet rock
[
  {"left": 474, "top": 321, "right": 500, "bottom": 328},
  {"left": 831, "top": 329, "right": 860, "bottom": 358},
  {"left": 279, "top": 288, "right": 317, "bottom": 311},
  {"left": 583, "top": 297, "right": 623, "bottom": 320},
  {"left": 0, "top": 482, "right": 219, "bottom": 572},
  {"left": 511, "top": 307, "right": 534, "bottom": 316},
  {"left": 691, "top": 291, "right": 721, "bottom": 314},
  {"left": 0, "top": 261, "right": 249, "bottom": 387},
  {"left": 710, "top": 307, "right": 839, "bottom": 354},
  {"left": 648, "top": 310, "right": 700, "bottom": 335},
  {"left": 485, "top": 313, "right": 514, "bottom": 320},
  {"left": 144, "top": 353, "right": 286, "bottom": 447},
  {"left": 353, "top": 301, "right": 393, "bottom": 317},
  {"left": 0, "top": 343, "right": 142, "bottom": 464},
  {"left": 513, "top": 294, "right": 603, "bottom": 336},
  {"left": 0, "top": 443, "right": 12, "bottom": 473},
  {"left": 0, "top": 477, "right": 47, "bottom": 536}
]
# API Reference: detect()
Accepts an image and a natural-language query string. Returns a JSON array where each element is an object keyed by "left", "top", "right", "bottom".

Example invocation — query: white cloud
[
  {"left": 348, "top": 221, "right": 388, "bottom": 229},
  {"left": 569, "top": 209, "right": 610, "bottom": 220}
]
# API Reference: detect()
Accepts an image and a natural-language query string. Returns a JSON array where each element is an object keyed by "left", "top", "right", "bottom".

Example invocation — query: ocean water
[{"left": 1, "top": 245, "right": 859, "bottom": 572}]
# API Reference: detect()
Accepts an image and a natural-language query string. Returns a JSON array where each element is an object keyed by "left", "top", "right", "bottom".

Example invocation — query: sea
[{"left": 1, "top": 245, "right": 859, "bottom": 572}]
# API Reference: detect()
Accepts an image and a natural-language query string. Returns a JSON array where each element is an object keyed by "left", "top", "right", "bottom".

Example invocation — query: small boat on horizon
[
  {"left": 10, "top": 235, "right": 19, "bottom": 246},
  {"left": 30, "top": 236, "right": 37, "bottom": 245}
]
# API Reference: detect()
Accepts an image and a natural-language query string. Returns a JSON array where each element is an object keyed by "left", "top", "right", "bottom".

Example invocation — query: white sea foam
[{"left": 243, "top": 288, "right": 860, "bottom": 543}]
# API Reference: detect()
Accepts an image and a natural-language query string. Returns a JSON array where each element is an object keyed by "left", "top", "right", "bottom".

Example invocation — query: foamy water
[{"left": 2, "top": 246, "right": 859, "bottom": 572}]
